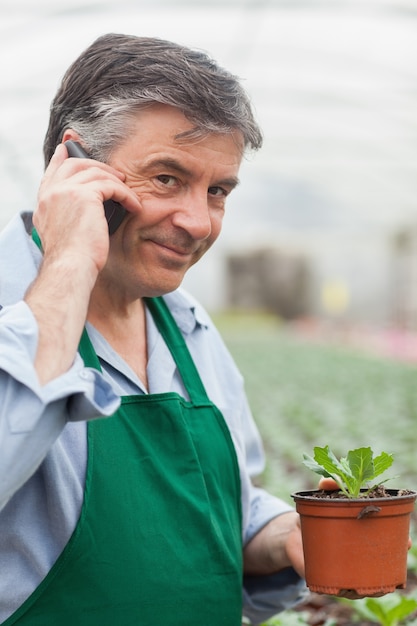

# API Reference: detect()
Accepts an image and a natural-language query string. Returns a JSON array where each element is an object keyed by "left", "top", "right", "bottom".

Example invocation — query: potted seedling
[{"left": 292, "top": 446, "right": 416, "bottom": 598}]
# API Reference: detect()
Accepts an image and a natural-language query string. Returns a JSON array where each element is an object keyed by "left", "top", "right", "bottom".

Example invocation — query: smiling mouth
[
  {"left": 146, "top": 240, "right": 201, "bottom": 268},
  {"left": 149, "top": 238, "right": 199, "bottom": 257}
]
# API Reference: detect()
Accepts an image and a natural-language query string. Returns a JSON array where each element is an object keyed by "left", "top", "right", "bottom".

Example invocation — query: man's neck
[{"left": 88, "top": 292, "right": 149, "bottom": 390}]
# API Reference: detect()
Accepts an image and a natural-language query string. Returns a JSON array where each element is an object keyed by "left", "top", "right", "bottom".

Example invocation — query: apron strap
[
  {"left": 31, "top": 227, "right": 43, "bottom": 251},
  {"left": 144, "top": 296, "right": 210, "bottom": 405},
  {"left": 79, "top": 328, "right": 102, "bottom": 370}
]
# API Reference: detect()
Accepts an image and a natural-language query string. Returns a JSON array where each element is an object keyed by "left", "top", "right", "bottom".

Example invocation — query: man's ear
[{"left": 61, "top": 129, "right": 82, "bottom": 145}]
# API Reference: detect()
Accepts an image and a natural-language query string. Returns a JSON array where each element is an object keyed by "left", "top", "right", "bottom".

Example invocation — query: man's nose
[{"left": 172, "top": 191, "right": 212, "bottom": 240}]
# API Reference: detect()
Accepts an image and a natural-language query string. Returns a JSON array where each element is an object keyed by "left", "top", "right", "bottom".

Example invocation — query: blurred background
[
  {"left": 1, "top": 0, "right": 416, "bottom": 329},
  {"left": 4, "top": 5, "right": 417, "bottom": 589}
]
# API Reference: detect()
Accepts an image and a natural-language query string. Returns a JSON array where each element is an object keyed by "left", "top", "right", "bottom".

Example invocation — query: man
[{"left": 0, "top": 34, "right": 307, "bottom": 625}]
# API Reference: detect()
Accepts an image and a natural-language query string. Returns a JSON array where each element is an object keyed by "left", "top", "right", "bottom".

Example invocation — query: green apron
[{"left": 4, "top": 296, "right": 243, "bottom": 625}]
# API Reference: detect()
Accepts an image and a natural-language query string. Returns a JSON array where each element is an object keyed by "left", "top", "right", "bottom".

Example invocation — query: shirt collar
[{"left": 162, "top": 289, "right": 210, "bottom": 335}]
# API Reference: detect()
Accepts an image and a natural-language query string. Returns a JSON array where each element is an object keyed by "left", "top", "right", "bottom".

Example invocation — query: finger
[
  {"left": 62, "top": 144, "right": 126, "bottom": 181},
  {"left": 285, "top": 517, "right": 305, "bottom": 579},
  {"left": 36, "top": 144, "right": 70, "bottom": 213},
  {"left": 318, "top": 477, "right": 339, "bottom": 491},
  {"left": 63, "top": 176, "right": 142, "bottom": 217},
  {"left": 43, "top": 143, "right": 68, "bottom": 178},
  {"left": 106, "top": 182, "right": 142, "bottom": 215}
]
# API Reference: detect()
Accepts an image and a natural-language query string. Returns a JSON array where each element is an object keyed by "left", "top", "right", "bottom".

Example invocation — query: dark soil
[{"left": 299, "top": 485, "right": 415, "bottom": 499}]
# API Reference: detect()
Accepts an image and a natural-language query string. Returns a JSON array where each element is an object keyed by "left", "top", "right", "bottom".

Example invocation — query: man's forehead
[{"left": 131, "top": 103, "right": 245, "bottom": 153}]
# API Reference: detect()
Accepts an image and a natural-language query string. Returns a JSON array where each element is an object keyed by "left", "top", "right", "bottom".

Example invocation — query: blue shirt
[{"left": 0, "top": 213, "right": 307, "bottom": 624}]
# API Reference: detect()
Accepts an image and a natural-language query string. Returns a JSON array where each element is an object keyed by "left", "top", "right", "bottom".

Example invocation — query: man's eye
[
  {"left": 156, "top": 174, "right": 178, "bottom": 187},
  {"left": 208, "top": 186, "right": 227, "bottom": 197}
]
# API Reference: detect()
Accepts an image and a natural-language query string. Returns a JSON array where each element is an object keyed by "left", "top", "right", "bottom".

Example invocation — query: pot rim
[{"left": 292, "top": 488, "right": 417, "bottom": 503}]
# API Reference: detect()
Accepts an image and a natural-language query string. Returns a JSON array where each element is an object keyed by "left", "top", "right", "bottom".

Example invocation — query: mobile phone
[{"left": 64, "top": 140, "right": 127, "bottom": 235}]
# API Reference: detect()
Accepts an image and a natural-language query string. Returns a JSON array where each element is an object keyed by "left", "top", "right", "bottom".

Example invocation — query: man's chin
[{"left": 140, "top": 277, "right": 185, "bottom": 299}]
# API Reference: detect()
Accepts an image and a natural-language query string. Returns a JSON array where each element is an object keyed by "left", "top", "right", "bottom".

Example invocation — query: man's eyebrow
[
  {"left": 143, "top": 158, "right": 240, "bottom": 189},
  {"left": 144, "top": 158, "right": 192, "bottom": 177},
  {"left": 214, "top": 177, "right": 240, "bottom": 190}
]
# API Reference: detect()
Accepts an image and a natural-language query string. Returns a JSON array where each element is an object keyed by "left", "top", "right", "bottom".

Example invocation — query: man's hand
[
  {"left": 243, "top": 511, "right": 305, "bottom": 578},
  {"left": 26, "top": 141, "right": 142, "bottom": 385},
  {"left": 34, "top": 143, "right": 140, "bottom": 275}
]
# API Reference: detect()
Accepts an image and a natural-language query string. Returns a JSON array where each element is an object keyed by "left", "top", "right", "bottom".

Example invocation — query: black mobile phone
[{"left": 64, "top": 140, "right": 127, "bottom": 235}]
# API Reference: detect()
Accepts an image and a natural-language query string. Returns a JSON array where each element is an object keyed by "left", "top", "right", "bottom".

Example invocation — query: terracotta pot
[{"left": 292, "top": 489, "right": 417, "bottom": 597}]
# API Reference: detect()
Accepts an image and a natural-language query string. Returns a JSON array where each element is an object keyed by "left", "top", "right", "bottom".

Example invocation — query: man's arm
[
  {"left": 0, "top": 138, "right": 140, "bottom": 506},
  {"left": 26, "top": 143, "right": 110, "bottom": 384},
  {"left": 25, "top": 251, "right": 98, "bottom": 385},
  {"left": 0, "top": 301, "right": 120, "bottom": 510}
]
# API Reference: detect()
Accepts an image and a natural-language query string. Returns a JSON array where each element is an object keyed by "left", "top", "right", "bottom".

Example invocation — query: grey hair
[{"left": 43, "top": 33, "right": 263, "bottom": 166}]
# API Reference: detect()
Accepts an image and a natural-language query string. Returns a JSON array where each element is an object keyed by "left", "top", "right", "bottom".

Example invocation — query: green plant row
[
  {"left": 259, "top": 593, "right": 417, "bottom": 626},
  {"left": 217, "top": 315, "right": 417, "bottom": 502}
]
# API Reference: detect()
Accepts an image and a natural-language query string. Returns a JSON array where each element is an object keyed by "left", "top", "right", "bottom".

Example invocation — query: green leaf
[
  {"left": 347, "top": 447, "right": 374, "bottom": 481},
  {"left": 302, "top": 453, "right": 331, "bottom": 478},
  {"left": 342, "top": 593, "right": 417, "bottom": 626},
  {"left": 313, "top": 446, "right": 352, "bottom": 481},
  {"left": 364, "top": 594, "right": 417, "bottom": 626},
  {"left": 347, "top": 447, "right": 374, "bottom": 496},
  {"left": 373, "top": 451, "right": 394, "bottom": 478}
]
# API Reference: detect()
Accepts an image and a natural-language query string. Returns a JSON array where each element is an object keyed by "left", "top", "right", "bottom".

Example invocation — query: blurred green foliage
[{"left": 215, "top": 312, "right": 417, "bottom": 503}]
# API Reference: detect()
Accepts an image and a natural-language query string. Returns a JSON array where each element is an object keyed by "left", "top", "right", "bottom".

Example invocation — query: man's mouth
[
  {"left": 147, "top": 236, "right": 200, "bottom": 257},
  {"left": 146, "top": 239, "right": 202, "bottom": 265}
]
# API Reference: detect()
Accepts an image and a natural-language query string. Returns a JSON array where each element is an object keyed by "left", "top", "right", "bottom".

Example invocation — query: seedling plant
[{"left": 302, "top": 445, "right": 394, "bottom": 498}]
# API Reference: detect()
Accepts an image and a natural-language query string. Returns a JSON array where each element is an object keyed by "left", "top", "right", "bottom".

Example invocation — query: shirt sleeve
[
  {"left": 243, "top": 568, "right": 309, "bottom": 625},
  {"left": 240, "top": 387, "right": 309, "bottom": 621},
  {"left": 0, "top": 301, "right": 120, "bottom": 510},
  {"left": 242, "top": 488, "right": 309, "bottom": 623}
]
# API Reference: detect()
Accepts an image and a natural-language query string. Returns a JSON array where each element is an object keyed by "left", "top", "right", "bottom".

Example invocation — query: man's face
[{"left": 103, "top": 104, "right": 244, "bottom": 299}]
